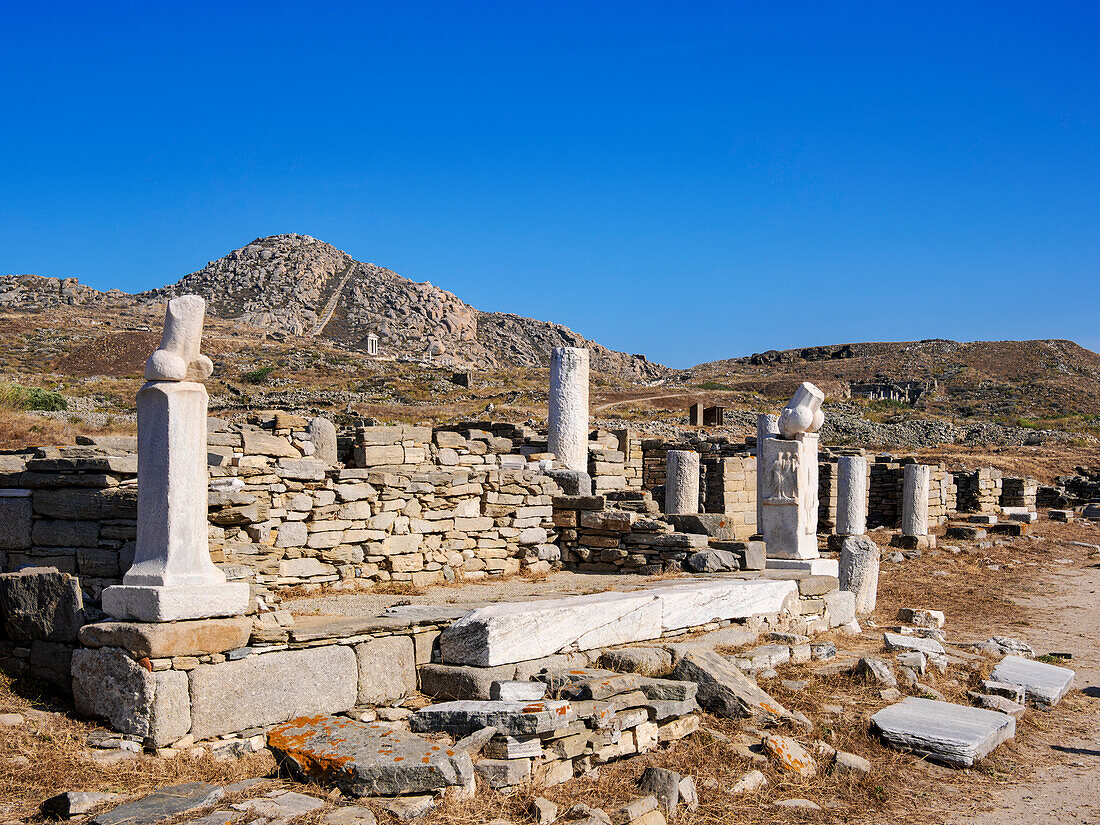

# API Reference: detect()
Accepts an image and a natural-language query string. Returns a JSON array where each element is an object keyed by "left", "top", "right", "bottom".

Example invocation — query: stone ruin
[{"left": 0, "top": 297, "right": 1080, "bottom": 813}]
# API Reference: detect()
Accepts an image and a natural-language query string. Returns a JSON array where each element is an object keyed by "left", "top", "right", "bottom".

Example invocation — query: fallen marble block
[
  {"left": 409, "top": 700, "right": 576, "bottom": 737},
  {"left": 883, "top": 631, "right": 945, "bottom": 656},
  {"left": 871, "top": 697, "right": 1016, "bottom": 767},
  {"left": 268, "top": 715, "right": 473, "bottom": 796},
  {"left": 670, "top": 649, "right": 788, "bottom": 724},
  {"left": 439, "top": 579, "right": 798, "bottom": 667},
  {"left": 991, "top": 655, "right": 1075, "bottom": 707}
]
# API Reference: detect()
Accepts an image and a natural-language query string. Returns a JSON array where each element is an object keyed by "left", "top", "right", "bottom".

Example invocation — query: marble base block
[
  {"left": 101, "top": 582, "right": 250, "bottom": 623},
  {"left": 766, "top": 557, "right": 839, "bottom": 576}
]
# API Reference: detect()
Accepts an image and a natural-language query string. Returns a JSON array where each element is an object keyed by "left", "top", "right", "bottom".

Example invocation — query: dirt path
[
  {"left": 593, "top": 392, "right": 685, "bottom": 412},
  {"left": 310, "top": 262, "right": 355, "bottom": 336},
  {"left": 945, "top": 561, "right": 1100, "bottom": 824}
]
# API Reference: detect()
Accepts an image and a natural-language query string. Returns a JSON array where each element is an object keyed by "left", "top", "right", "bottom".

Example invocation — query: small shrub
[
  {"left": 693, "top": 381, "right": 734, "bottom": 391},
  {"left": 241, "top": 365, "right": 276, "bottom": 384},
  {"left": 0, "top": 384, "right": 68, "bottom": 412}
]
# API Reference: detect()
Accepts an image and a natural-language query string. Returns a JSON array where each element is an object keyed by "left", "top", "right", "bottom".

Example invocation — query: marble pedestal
[
  {"left": 102, "top": 381, "right": 248, "bottom": 622},
  {"left": 760, "top": 433, "right": 820, "bottom": 560}
]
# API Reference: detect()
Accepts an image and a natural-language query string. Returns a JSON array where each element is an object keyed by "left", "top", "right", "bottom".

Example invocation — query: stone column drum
[
  {"left": 102, "top": 296, "right": 249, "bottom": 622},
  {"left": 901, "top": 464, "right": 930, "bottom": 537},
  {"left": 836, "top": 455, "right": 868, "bottom": 536},
  {"left": 755, "top": 414, "right": 779, "bottom": 532},
  {"left": 664, "top": 450, "right": 700, "bottom": 515},
  {"left": 548, "top": 346, "right": 590, "bottom": 472}
]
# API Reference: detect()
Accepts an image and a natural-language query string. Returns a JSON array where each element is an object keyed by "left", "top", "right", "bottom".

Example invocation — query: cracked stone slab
[
  {"left": 409, "top": 700, "right": 576, "bottom": 737},
  {"left": 439, "top": 580, "right": 799, "bottom": 667},
  {"left": 268, "top": 715, "right": 473, "bottom": 797},
  {"left": 871, "top": 697, "right": 1016, "bottom": 767},
  {"left": 991, "top": 655, "right": 1075, "bottom": 707}
]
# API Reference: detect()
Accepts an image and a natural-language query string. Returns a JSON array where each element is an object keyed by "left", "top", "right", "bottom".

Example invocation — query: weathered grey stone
[
  {"left": 32, "top": 519, "right": 100, "bottom": 547},
  {"left": 419, "top": 663, "right": 518, "bottom": 700},
  {"left": 476, "top": 757, "right": 533, "bottom": 788},
  {"left": 763, "top": 734, "right": 817, "bottom": 777},
  {"left": 871, "top": 697, "right": 1016, "bottom": 767},
  {"left": 232, "top": 791, "right": 325, "bottom": 821},
  {"left": 638, "top": 767, "right": 680, "bottom": 816},
  {"left": 546, "top": 469, "right": 593, "bottom": 497},
  {"left": 309, "top": 417, "right": 339, "bottom": 466},
  {"left": 838, "top": 535, "right": 880, "bottom": 616},
  {"left": 151, "top": 669, "right": 191, "bottom": 746},
  {"left": 824, "top": 590, "right": 856, "bottom": 627},
  {"left": 968, "top": 692, "right": 1026, "bottom": 719},
  {"left": 0, "top": 567, "right": 85, "bottom": 642},
  {"left": 0, "top": 494, "right": 32, "bottom": 549},
  {"left": 883, "top": 632, "right": 945, "bottom": 656},
  {"left": 833, "top": 750, "right": 872, "bottom": 777},
  {"left": 276, "top": 458, "right": 327, "bottom": 481},
  {"left": 355, "top": 636, "right": 416, "bottom": 704},
  {"left": 321, "top": 806, "right": 378, "bottom": 825},
  {"left": 91, "top": 783, "right": 225, "bottom": 825},
  {"left": 990, "top": 655, "right": 1075, "bottom": 707},
  {"left": 598, "top": 647, "right": 673, "bottom": 677},
  {"left": 72, "top": 647, "right": 155, "bottom": 737},
  {"left": 683, "top": 549, "right": 739, "bottom": 574},
  {"left": 189, "top": 645, "right": 358, "bottom": 739},
  {"left": 78, "top": 616, "right": 252, "bottom": 658},
  {"left": 856, "top": 657, "right": 897, "bottom": 687},
  {"left": 274, "top": 521, "right": 309, "bottom": 548},
  {"left": 490, "top": 680, "right": 547, "bottom": 701},
  {"left": 268, "top": 714, "right": 473, "bottom": 796},
  {"left": 669, "top": 649, "right": 788, "bottom": 724},
  {"left": 410, "top": 700, "right": 576, "bottom": 737}
]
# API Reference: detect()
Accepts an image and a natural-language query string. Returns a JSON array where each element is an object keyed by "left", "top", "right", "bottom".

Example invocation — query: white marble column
[
  {"left": 102, "top": 296, "right": 249, "bottom": 622},
  {"left": 836, "top": 455, "right": 868, "bottom": 536},
  {"left": 755, "top": 414, "right": 779, "bottom": 532},
  {"left": 548, "top": 346, "right": 590, "bottom": 472},
  {"left": 664, "top": 450, "right": 700, "bottom": 515},
  {"left": 901, "top": 464, "right": 930, "bottom": 537}
]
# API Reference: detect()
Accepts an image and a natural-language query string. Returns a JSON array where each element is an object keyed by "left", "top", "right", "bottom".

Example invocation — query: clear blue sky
[{"left": 2, "top": 2, "right": 1098, "bottom": 368}]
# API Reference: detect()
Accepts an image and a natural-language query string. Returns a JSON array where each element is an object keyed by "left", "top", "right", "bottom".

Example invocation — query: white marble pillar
[
  {"left": 901, "top": 464, "right": 930, "bottom": 537},
  {"left": 836, "top": 455, "right": 868, "bottom": 536},
  {"left": 548, "top": 346, "right": 590, "bottom": 472},
  {"left": 755, "top": 414, "right": 779, "bottom": 531},
  {"left": 664, "top": 450, "right": 700, "bottom": 515},
  {"left": 760, "top": 433, "right": 820, "bottom": 559},
  {"left": 102, "top": 296, "right": 249, "bottom": 622}
]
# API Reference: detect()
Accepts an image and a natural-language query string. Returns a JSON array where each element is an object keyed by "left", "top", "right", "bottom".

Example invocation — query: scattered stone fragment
[
  {"left": 991, "top": 655, "right": 1075, "bottom": 707},
  {"left": 871, "top": 697, "right": 1016, "bottom": 767},
  {"left": 609, "top": 795, "right": 657, "bottom": 825},
  {"left": 973, "top": 636, "right": 1034, "bottom": 658},
  {"left": 268, "top": 715, "right": 473, "bottom": 796},
  {"left": 410, "top": 700, "right": 576, "bottom": 737},
  {"left": 90, "top": 783, "right": 225, "bottom": 825},
  {"left": 897, "top": 608, "right": 945, "bottom": 628},
  {"left": 670, "top": 649, "right": 789, "bottom": 724},
  {"left": 42, "top": 791, "right": 122, "bottom": 818},
  {"left": 968, "top": 692, "right": 1026, "bottom": 719},
  {"left": 232, "top": 791, "right": 325, "bottom": 821},
  {"left": 452, "top": 725, "right": 497, "bottom": 756},
  {"left": 883, "top": 632, "right": 946, "bottom": 656},
  {"left": 729, "top": 769, "right": 768, "bottom": 794},
  {"left": 980, "top": 680, "right": 1025, "bottom": 703},
  {"left": 771, "top": 799, "right": 822, "bottom": 810},
  {"left": 529, "top": 797, "right": 559, "bottom": 825},
  {"left": 763, "top": 735, "right": 817, "bottom": 778},
  {"left": 833, "top": 751, "right": 872, "bottom": 777},
  {"left": 809, "top": 641, "right": 836, "bottom": 661},
  {"left": 880, "top": 688, "right": 902, "bottom": 701},
  {"left": 382, "top": 795, "right": 436, "bottom": 821},
  {"left": 677, "top": 776, "right": 698, "bottom": 812},
  {"left": 0, "top": 712, "right": 25, "bottom": 726},
  {"left": 638, "top": 767, "right": 680, "bottom": 816},
  {"left": 856, "top": 657, "right": 897, "bottom": 688},
  {"left": 321, "top": 807, "right": 378, "bottom": 825}
]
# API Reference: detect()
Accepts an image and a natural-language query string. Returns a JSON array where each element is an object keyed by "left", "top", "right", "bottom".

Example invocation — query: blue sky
[{"left": 2, "top": 2, "right": 1098, "bottom": 368}]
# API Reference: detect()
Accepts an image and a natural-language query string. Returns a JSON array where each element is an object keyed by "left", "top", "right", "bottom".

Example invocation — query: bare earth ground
[{"left": 2, "top": 518, "right": 1099, "bottom": 823}]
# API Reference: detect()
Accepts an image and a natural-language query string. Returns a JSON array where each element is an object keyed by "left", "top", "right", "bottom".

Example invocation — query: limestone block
[
  {"left": 72, "top": 647, "right": 155, "bottom": 737},
  {"left": 276, "top": 458, "right": 327, "bottom": 481},
  {"left": 32, "top": 519, "right": 100, "bottom": 547},
  {"left": 670, "top": 649, "right": 788, "bottom": 724},
  {"left": 838, "top": 535, "right": 880, "bottom": 616},
  {"left": 78, "top": 616, "right": 252, "bottom": 658},
  {"left": 419, "top": 663, "right": 519, "bottom": 700},
  {"left": 410, "top": 700, "right": 576, "bottom": 737},
  {"left": 0, "top": 567, "right": 85, "bottom": 643},
  {"left": 309, "top": 417, "right": 339, "bottom": 465},
  {"left": 242, "top": 431, "right": 299, "bottom": 458},
  {"left": 151, "top": 669, "right": 191, "bottom": 745},
  {"left": 990, "top": 655, "right": 1075, "bottom": 707},
  {"left": 189, "top": 646, "right": 358, "bottom": 739},
  {"left": 548, "top": 347, "right": 589, "bottom": 472},
  {"left": 355, "top": 636, "right": 417, "bottom": 704},
  {"left": 824, "top": 591, "right": 857, "bottom": 627},
  {"left": 275, "top": 521, "right": 308, "bottom": 548},
  {"left": 0, "top": 493, "right": 33, "bottom": 549}
]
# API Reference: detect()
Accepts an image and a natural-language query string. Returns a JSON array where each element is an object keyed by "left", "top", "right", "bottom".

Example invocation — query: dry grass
[{"left": 0, "top": 410, "right": 136, "bottom": 450}]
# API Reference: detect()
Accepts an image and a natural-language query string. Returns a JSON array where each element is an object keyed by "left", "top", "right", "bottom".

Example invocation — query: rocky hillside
[
  {"left": 688, "top": 338, "right": 1100, "bottom": 428},
  {"left": 139, "top": 234, "right": 662, "bottom": 377}
]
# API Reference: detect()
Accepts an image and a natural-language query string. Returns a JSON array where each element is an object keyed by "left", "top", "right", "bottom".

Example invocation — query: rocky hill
[
  {"left": 688, "top": 338, "right": 1100, "bottom": 428},
  {"left": 138, "top": 234, "right": 662, "bottom": 377}
]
